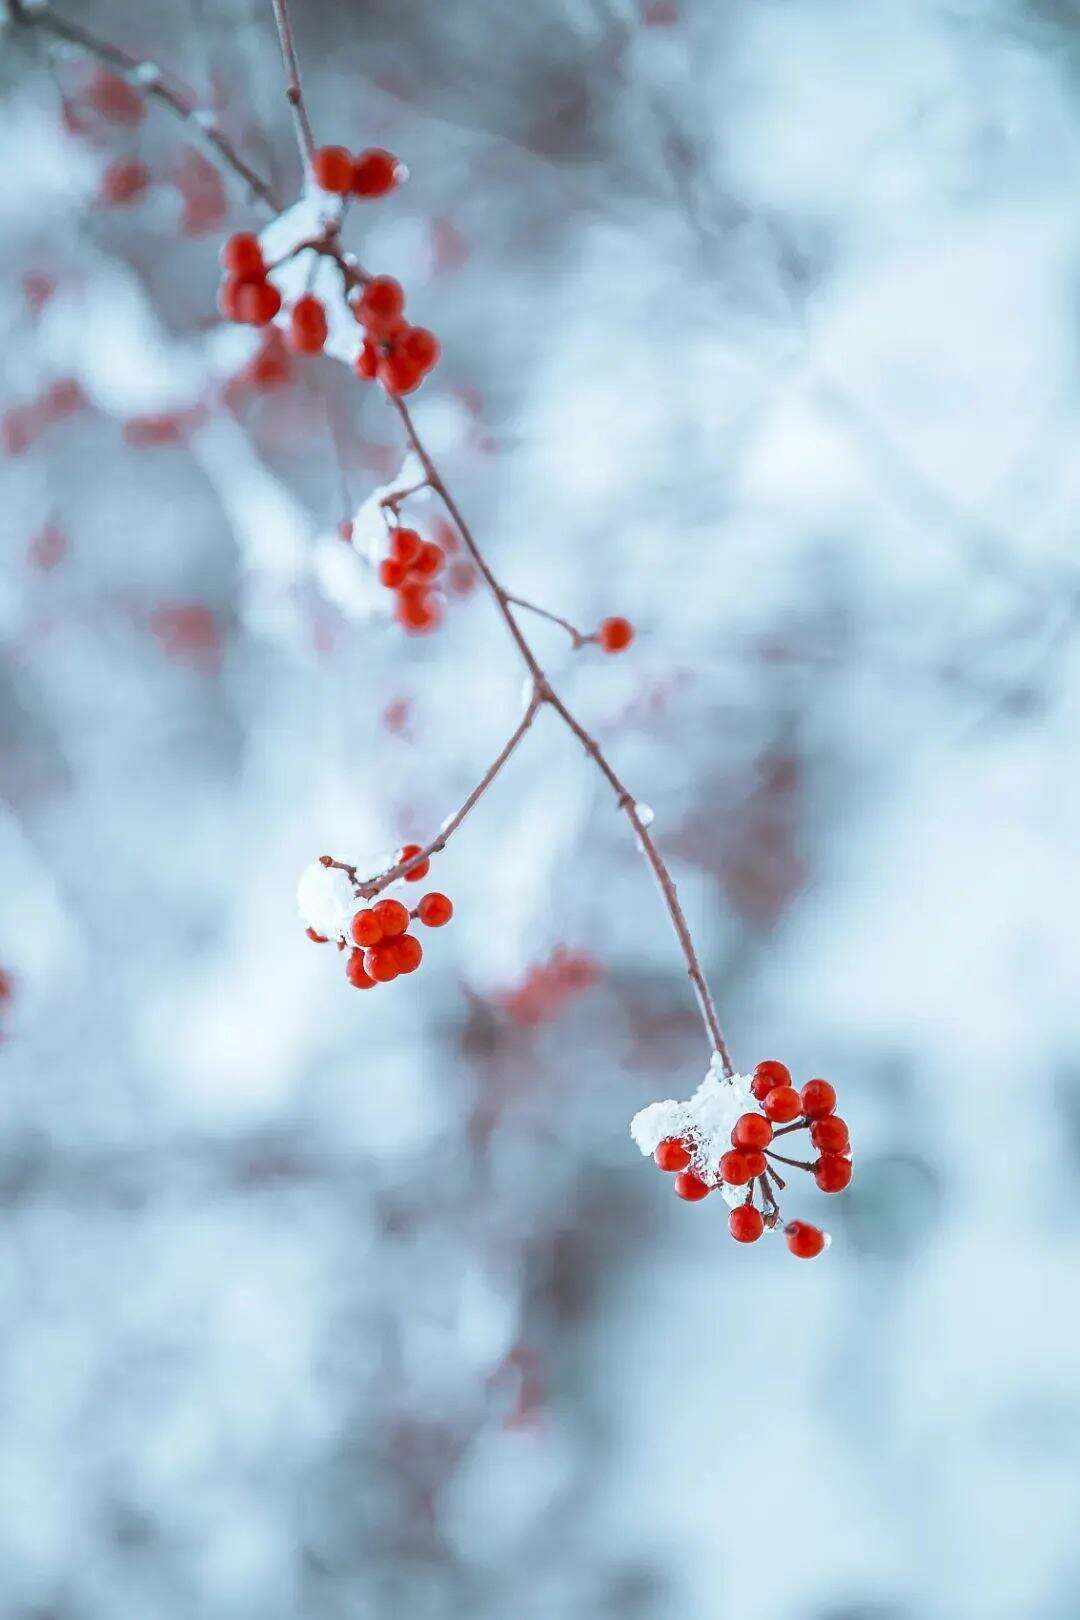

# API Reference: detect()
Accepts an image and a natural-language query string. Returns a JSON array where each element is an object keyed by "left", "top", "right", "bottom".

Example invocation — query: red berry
[
  {"left": 416, "top": 892, "right": 453, "bottom": 927},
  {"left": 801, "top": 1079, "right": 837, "bottom": 1119},
  {"left": 411, "top": 541, "right": 444, "bottom": 579},
  {"left": 352, "top": 147, "right": 402, "bottom": 198},
  {"left": 810, "top": 1115, "right": 849, "bottom": 1154},
  {"left": 100, "top": 158, "right": 150, "bottom": 206},
  {"left": 364, "top": 942, "right": 399, "bottom": 983},
  {"left": 235, "top": 279, "right": 282, "bottom": 326},
  {"left": 740, "top": 1148, "right": 767, "bottom": 1178},
  {"left": 598, "top": 616, "right": 634, "bottom": 653},
  {"left": 398, "top": 844, "right": 430, "bottom": 881},
  {"left": 338, "top": 520, "right": 354, "bottom": 543},
  {"left": 720, "top": 1149, "right": 754, "bottom": 1186},
  {"left": 372, "top": 898, "right": 410, "bottom": 937},
  {"left": 379, "top": 558, "right": 406, "bottom": 589},
  {"left": 815, "top": 1154, "right": 852, "bottom": 1193},
  {"left": 289, "top": 294, "right": 328, "bottom": 354},
  {"left": 732, "top": 1113, "right": 773, "bottom": 1151},
  {"left": 400, "top": 326, "right": 440, "bottom": 374},
  {"left": 394, "top": 588, "right": 442, "bottom": 635},
  {"left": 674, "top": 1170, "right": 710, "bottom": 1202},
  {"left": 351, "top": 909, "right": 383, "bottom": 947},
  {"left": 390, "top": 933, "right": 423, "bottom": 974},
  {"left": 729, "top": 1204, "right": 765, "bottom": 1243},
  {"left": 751, "top": 1059, "right": 791, "bottom": 1100},
  {"left": 355, "top": 340, "right": 378, "bottom": 380},
  {"left": 345, "top": 948, "right": 376, "bottom": 988},
  {"left": 653, "top": 1137, "right": 690, "bottom": 1172},
  {"left": 220, "top": 232, "right": 264, "bottom": 278},
  {"left": 390, "top": 528, "right": 422, "bottom": 567},
  {"left": 378, "top": 348, "right": 425, "bottom": 396},
  {"left": 217, "top": 276, "right": 248, "bottom": 322},
  {"left": 357, "top": 276, "right": 405, "bottom": 333},
  {"left": 312, "top": 144, "right": 354, "bottom": 193},
  {"left": 785, "top": 1220, "right": 826, "bottom": 1259},
  {"left": 762, "top": 1085, "right": 801, "bottom": 1123},
  {"left": 306, "top": 927, "right": 329, "bottom": 943}
]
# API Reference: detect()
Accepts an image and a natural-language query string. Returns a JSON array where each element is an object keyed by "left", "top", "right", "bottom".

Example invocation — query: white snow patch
[
  {"left": 630, "top": 1058, "right": 764, "bottom": 1203},
  {"left": 296, "top": 862, "right": 357, "bottom": 942}
]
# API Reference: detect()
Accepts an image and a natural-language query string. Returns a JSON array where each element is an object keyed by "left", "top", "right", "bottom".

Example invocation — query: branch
[
  {"left": 11, "top": 0, "right": 283, "bottom": 211},
  {"left": 504, "top": 594, "right": 592, "bottom": 650},
  {"left": 356, "top": 685, "right": 545, "bottom": 898},
  {"left": 269, "top": 0, "right": 315, "bottom": 171}
]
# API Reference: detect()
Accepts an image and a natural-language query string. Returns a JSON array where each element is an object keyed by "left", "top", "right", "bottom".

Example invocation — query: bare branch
[{"left": 269, "top": 0, "right": 316, "bottom": 170}]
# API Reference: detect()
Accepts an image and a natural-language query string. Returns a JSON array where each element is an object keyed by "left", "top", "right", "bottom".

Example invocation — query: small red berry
[
  {"left": 732, "top": 1113, "right": 773, "bottom": 1151},
  {"left": 801, "top": 1079, "right": 837, "bottom": 1118},
  {"left": 389, "top": 528, "right": 422, "bottom": 568},
  {"left": 312, "top": 144, "right": 354, "bottom": 193},
  {"left": 355, "top": 340, "right": 378, "bottom": 380},
  {"left": 398, "top": 844, "right": 430, "bottom": 881},
  {"left": 785, "top": 1220, "right": 827, "bottom": 1259},
  {"left": 377, "top": 349, "right": 424, "bottom": 396},
  {"left": 306, "top": 927, "right": 329, "bottom": 943},
  {"left": 416, "top": 892, "right": 453, "bottom": 927},
  {"left": 729, "top": 1204, "right": 765, "bottom": 1243},
  {"left": 235, "top": 279, "right": 282, "bottom": 326},
  {"left": 351, "top": 909, "right": 383, "bottom": 947},
  {"left": 352, "top": 147, "right": 402, "bottom": 198},
  {"left": 411, "top": 541, "right": 444, "bottom": 579},
  {"left": 357, "top": 276, "right": 405, "bottom": 333},
  {"left": 389, "top": 933, "right": 423, "bottom": 974},
  {"left": 751, "top": 1059, "right": 791, "bottom": 1100},
  {"left": 220, "top": 232, "right": 264, "bottom": 278},
  {"left": 674, "top": 1170, "right": 710, "bottom": 1202},
  {"left": 815, "top": 1154, "right": 852, "bottom": 1193},
  {"left": 379, "top": 558, "right": 406, "bottom": 589},
  {"left": 345, "top": 948, "right": 376, "bottom": 988},
  {"left": 653, "top": 1137, "right": 691, "bottom": 1172},
  {"left": 364, "top": 943, "right": 399, "bottom": 983},
  {"left": 372, "top": 898, "right": 410, "bottom": 937},
  {"left": 810, "top": 1115, "right": 849, "bottom": 1154},
  {"left": 598, "top": 616, "right": 634, "bottom": 653},
  {"left": 762, "top": 1085, "right": 802, "bottom": 1123},
  {"left": 100, "top": 158, "right": 151, "bottom": 206},
  {"left": 740, "top": 1148, "right": 767, "bottom": 1178},
  {"left": 394, "top": 588, "right": 442, "bottom": 635},
  {"left": 289, "top": 294, "right": 328, "bottom": 354},
  {"left": 399, "top": 326, "right": 440, "bottom": 374},
  {"left": 338, "top": 520, "right": 354, "bottom": 543},
  {"left": 719, "top": 1149, "right": 754, "bottom": 1186}
]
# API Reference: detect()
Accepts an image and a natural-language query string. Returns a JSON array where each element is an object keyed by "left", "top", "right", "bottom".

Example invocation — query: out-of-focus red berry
[
  {"left": 598, "top": 616, "right": 634, "bottom": 653},
  {"left": 398, "top": 844, "right": 430, "bottom": 882},
  {"left": 312, "top": 144, "right": 354, "bottom": 193},
  {"left": 220, "top": 232, "right": 264, "bottom": 278},
  {"left": 352, "top": 147, "right": 402, "bottom": 198}
]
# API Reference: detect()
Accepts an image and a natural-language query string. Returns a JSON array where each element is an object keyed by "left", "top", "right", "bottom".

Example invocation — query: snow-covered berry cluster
[
  {"left": 298, "top": 851, "right": 452, "bottom": 990},
  {"left": 630, "top": 1056, "right": 851, "bottom": 1258},
  {"left": 353, "top": 275, "right": 441, "bottom": 397},
  {"left": 377, "top": 526, "right": 446, "bottom": 635}
]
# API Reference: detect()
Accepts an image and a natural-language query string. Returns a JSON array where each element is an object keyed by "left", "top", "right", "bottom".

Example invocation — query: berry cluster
[
  {"left": 634, "top": 1058, "right": 851, "bottom": 1260},
  {"left": 217, "top": 233, "right": 281, "bottom": 328},
  {"left": 311, "top": 144, "right": 404, "bottom": 200},
  {"left": 353, "top": 276, "right": 441, "bottom": 397},
  {"left": 305, "top": 848, "right": 453, "bottom": 989},
  {"left": 378, "top": 527, "right": 446, "bottom": 635}
]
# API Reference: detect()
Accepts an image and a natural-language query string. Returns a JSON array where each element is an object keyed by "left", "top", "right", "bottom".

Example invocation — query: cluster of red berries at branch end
[
  {"left": 631, "top": 1057, "right": 851, "bottom": 1259},
  {"left": 216, "top": 233, "right": 333, "bottom": 354},
  {"left": 304, "top": 848, "right": 452, "bottom": 988},
  {"left": 353, "top": 277, "right": 440, "bottom": 397},
  {"left": 378, "top": 527, "right": 446, "bottom": 635},
  {"left": 311, "top": 145, "right": 404, "bottom": 200}
]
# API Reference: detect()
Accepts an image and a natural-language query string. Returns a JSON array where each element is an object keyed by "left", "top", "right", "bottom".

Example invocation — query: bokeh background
[{"left": 3, "top": 0, "right": 1080, "bottom": 1615}]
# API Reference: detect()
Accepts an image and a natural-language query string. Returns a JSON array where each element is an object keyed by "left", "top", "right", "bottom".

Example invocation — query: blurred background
[{"left": 2, "top": 0, "right": 1079, "bottom": 1615}]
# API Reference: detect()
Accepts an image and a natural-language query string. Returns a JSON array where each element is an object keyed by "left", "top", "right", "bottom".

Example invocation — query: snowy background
[{"left": 2, "top": 0, "right": 1080, "bottom": 1615}]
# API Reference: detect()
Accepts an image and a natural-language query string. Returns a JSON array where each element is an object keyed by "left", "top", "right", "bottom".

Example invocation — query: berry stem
[
  {"left": 764, "top": 1148, "right": 817, "bottom": 1172},
  {"left": 503, "top": 595, "right": 593, "bottom": 650},
  {"left": 355, "top": 685, "right": 545, "bottom": 897},
  {"left": 269, "top": 0, "right": 316, "bottom": 172},
  {"left": 10, "top": 0, "right": 283, "bottom": 210}
]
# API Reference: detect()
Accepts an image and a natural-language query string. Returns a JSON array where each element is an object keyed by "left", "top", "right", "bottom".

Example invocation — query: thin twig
[
  {"left": 765, "top": 1148, "right": 816, "bottom": 1172},
  {"left": 356, "top": 686, "right": 545, "bottom": 898},
  {"left": 504, "top": 594, "right": 592, "bottom": 650},
  {"left": 269, "top": 0, "right": 315, "bottom": 170},
  {"left": 10, "top": 0, "right": 282, "bottom": 210}
]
